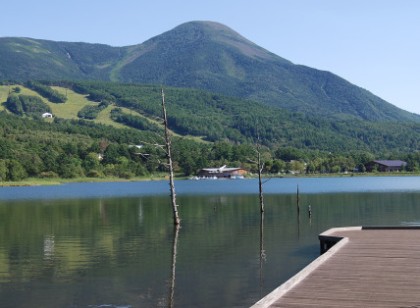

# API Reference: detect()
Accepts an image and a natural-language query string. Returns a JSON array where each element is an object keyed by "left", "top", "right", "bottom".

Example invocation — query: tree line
[
  {"left": 0, "top": 80, "right": 419, "bottom": 182},
  {"left": 25, "top": 81, "right": 67, "bottom": 103},
  {"left": 0, "top": 110, "right": 419, "bottom": 182}
]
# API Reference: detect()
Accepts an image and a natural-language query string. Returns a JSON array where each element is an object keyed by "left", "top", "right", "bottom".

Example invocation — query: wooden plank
[{"left": 252, "top": 227, "right": 420, "bottom": 308}]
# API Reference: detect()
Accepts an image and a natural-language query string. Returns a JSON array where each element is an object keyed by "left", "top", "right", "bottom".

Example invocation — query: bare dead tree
[
  {"left": 257, "top": 142, "right": 264, "bottom": 213},
  {"left": 132, "top": 89, "right": 180, "bottom": 225},
  {"left": 248, "top": 128, "right": 265, "bottom": 213},
  {"left": 161, "top": 88, "right": 181, "bottom": 225}
]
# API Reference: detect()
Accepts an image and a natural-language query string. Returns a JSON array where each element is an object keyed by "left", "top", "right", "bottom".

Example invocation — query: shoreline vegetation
[
  {"left": 1, "top": 171, "right": 419, "bottom": 187},
  {"left": 0, "top": 174, "right": 169, "bottom": 187}
]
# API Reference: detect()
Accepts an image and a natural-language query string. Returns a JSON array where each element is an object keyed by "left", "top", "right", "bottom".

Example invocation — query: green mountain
[
  {"left": 0, "top": 37, "right": 121, "bottom": 80},
  {"left": 1, "top": 21, "right": 419, "bottom": 123}
]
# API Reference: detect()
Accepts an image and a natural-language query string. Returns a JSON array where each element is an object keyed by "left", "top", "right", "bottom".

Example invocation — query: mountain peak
[
  {"left": 0, "top": 21, "right": 419, "bottom": 122},
  {"left": 175, "top": 20, "right": 235, "bottom": 32},
  {"left": 173, "top": 20, "right": 247, "bottom": 41},
  {"left": 145, "top": 20, "right": 285, "bottom": 62}
]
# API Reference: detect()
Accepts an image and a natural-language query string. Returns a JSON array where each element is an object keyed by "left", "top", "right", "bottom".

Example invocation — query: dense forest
[
  {"left": 62, "top": 80, "right": 420, "bottom": 152},
  {"left": 0, "top": 81, "right": 419, "bottom": 182}
]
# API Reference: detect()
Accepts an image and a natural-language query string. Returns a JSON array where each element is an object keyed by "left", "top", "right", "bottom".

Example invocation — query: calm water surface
[{"left": 0, "top": 176, "right": 419, "bottom": 307}]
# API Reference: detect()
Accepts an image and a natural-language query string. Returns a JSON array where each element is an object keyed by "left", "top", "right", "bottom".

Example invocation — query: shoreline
[{"left": 1, "top": 172, "right": 419, "bottom": 187}]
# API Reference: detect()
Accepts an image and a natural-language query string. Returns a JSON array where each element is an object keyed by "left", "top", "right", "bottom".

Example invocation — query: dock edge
[{"left": 250, "top": 226, "right": 362, "bottom": 308}]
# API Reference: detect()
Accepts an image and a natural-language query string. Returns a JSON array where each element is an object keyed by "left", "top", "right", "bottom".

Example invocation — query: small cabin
[
  {"left": 197, "top": 165, "right": 247, "bottom": 179},
  {"left": 366, "top": 160, "right": 407, "bottom": 172}
]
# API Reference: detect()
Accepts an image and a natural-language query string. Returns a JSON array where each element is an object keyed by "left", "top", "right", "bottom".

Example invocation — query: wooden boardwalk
[{"left": 252, "top": 226, "right": 420, "bottom": 308}]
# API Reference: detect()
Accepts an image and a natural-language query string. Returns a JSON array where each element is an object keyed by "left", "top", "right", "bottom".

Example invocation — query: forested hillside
[
  {"left": 4, "top": 80, "right": 417, "bottom": 153},
  {"left": 1, "top": 21, "right": 419, "bottom": 123},
  {"left": 0, "top": 81, "right": 419, "bottom": 182}
]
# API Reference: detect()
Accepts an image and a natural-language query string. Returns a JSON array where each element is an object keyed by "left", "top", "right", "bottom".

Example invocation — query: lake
[{"left": 0, "top": 176, "right": 419, "bottom": 307}]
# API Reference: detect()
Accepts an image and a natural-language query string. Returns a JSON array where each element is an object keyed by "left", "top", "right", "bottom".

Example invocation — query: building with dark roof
[{"left": 366, "top": 160, "right": 407, "bottom": 172}]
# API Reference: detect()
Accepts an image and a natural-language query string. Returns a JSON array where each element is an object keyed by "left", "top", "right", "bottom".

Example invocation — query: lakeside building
[
  {"left": 366, "top": 160, "right": 407, "bottom": 172},
  {"left": 197, "top": 165, "right": 247, "bottom": 179}
]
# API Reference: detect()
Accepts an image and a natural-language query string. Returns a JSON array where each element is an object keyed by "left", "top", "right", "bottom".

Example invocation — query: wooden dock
[{"left": 252, "top": 226, "right": 420, "bottom": 308}]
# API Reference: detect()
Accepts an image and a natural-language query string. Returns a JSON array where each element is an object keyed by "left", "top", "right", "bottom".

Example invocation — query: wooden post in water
[{"left": 161, "top": 88, "right": 180, "bottom": 225}]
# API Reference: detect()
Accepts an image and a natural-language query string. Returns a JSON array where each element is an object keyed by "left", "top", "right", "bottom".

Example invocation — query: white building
[{"left": 42, "top": 112, "right": 53, "bottom": 118}]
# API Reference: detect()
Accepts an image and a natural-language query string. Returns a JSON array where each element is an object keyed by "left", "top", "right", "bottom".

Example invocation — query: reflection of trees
[
  {"left": 259, "top": 212, "right": 266, "bottom": 297},
  {"left": 0, "top": 198, "right": 174, "bottom": 281},
  {"left": 168, "top": 224, "right": 180, "bottom": 308}
]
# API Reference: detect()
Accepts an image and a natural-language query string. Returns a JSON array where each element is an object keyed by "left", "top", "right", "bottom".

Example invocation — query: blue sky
[{"left": 1, "top": 0, "right": 419, "bottom": 114}]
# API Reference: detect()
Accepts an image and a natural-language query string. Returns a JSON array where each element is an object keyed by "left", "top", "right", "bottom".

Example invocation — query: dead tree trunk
[
  {"left": 296, "top": 184, "right": 300, "bottom": 215},
  {"left": 248, "top": 135, "right": 265, "bottom": 213},
  {"left": 257, "top": 146, "right": 264, "bottom": 213},
  {"left": 161, "top": 88, "right": 181, "bottom": 225},
  {"left": 248, "top": 126, "right": 265, "bottom": 213}
]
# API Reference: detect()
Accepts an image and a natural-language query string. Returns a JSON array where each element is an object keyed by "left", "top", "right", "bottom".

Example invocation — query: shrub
[
  {"left": 86, "top": 170, "right": 103, "bottom": 178},
  {"left": 39, "top": 171, "right": 59, "bottom": 178}
]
